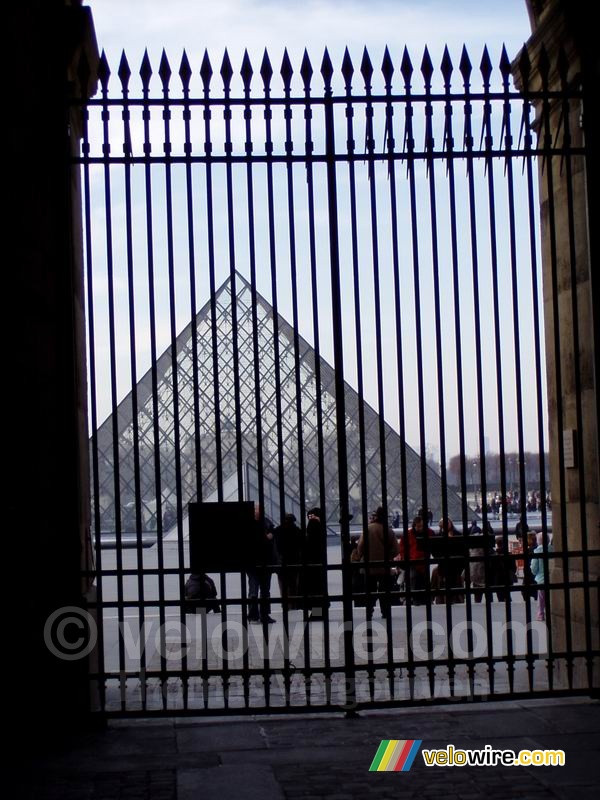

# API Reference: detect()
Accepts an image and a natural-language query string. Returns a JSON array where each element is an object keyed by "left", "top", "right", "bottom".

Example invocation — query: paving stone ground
[{"left": 13, "top": 698, "right": 600, "bottom": 800}]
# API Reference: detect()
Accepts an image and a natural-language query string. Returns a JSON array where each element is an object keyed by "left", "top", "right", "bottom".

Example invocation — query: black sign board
[
  {"left": 427, "top": 532, "right": 495, "bottom": 562},
  {"left": 189, "top": 501, "right": 255, "bottom": 572}
]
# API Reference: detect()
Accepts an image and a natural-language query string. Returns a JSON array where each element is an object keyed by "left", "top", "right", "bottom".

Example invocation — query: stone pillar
[{"left": 517, "top": 1, "right": 599, "bottom": 691}]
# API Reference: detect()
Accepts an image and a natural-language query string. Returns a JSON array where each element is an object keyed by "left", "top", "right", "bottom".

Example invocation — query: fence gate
[{"left": 71, "top": 41, "right": 599, "bottom": 716}]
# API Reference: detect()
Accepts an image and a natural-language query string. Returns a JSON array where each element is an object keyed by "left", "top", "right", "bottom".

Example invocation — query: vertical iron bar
[
  {"left": 342, "top": 50, "right": 370, "bottom": 597},
  {"left": 140, "top": 55, "right": 168, "bottom": 708},
  {"left": 241, "top": 52, "right": 261, "bottom": 709},
  {"left": 199, "top": 606, "right": 209, "bottom": 709},
  {"left": 301, "top": 52, "right": 328, "bottom": 705},
  {"left": 501, "top": 54, "right": 527, "bottom": 697},
  {"left": 99, "top": 60, "right": 127, "bottom": 710},
  {"left": 221, "top": 51, "right": 243, "bottom": 711},
  {"left": 421, "top": 52, "right": 443, "bottom": 698},
  {"left": 434, "top": 51, "right": 451, "bottom": 605},
  {"left": 262, "top": 53, "right": 287, "bottom": 535},
  {"left": 180, "top": 54, "right": 204, "bottom": 508},
  {"left": 406, "top": 55, "right": 443, "bottom": 700},
  {"left": 120, "top": 54, "right": 148, "bottom": 709},
  {"left": 322, "top": 50, "right": 356, "bottom": 713},
  {"left": 282, "top": 55, "right": 307, "bottom": 531},
  {"left": 383, "top": 53, "right": 411, "bottom": 701},
  {"left": 521, "top": 68, "right": 548, "bottom": 691},
  {"left": 480, "top": 76, "right": 509, "bottom": 542},
  {"left": 453, "top": 51, "right": 476, "bottom": 696},
  {"left": 201, "top": 58, "right": 224, "bottom": 503},
  {"left": 342, "top": 55, "right": 372, "bottom": 706},
  {"left": 363, "top": 61, "right": 390, "bottom": 541},
  {"left": 399, "top": 53, "right": 419, "bottom": 697},
  {"left": 159, "top": 53, "right": 188, "bottom": 711},
  {"left": 262, "top": 50, "right": 283, "bottom": 708},
  {"left": 362, "top": 56, "right": 388, "bottom": 702},
  {"left": 346, "top": 56, "right": 372, "bottom": 701},
  {"left": 201, "top": 60, "right": 226, "bottom": 707},
  {"left": 281, "top": 58, "right": 299, "bottom": 700},
  {"left": 477, "top": 57, "right": 510, "bottom": 693},
  {"left": 441, "top": 50, "right": 462, "bottom": 697},
  {"left": 239, "top": 570, "right": 250, "bottom": 709},
  {"left": 222, "top": 58, "right": 245, "bottom": 502},
  {"left": 403, "top": 63, "right": 432, "bottom": 540},
  {"left": 180, "top": 53, "right": 205, "bottom": 705}
]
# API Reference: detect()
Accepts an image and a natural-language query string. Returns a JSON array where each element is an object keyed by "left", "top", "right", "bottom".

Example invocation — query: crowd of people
[
  {"left": 348, "top": 510, "right": 552, "bottom": 620},
  {"left": 184, "top": 505, "right": 553, "bottom": 624},
  {"left": 474, "top": 489, "right": 552, "bottom": 516}
]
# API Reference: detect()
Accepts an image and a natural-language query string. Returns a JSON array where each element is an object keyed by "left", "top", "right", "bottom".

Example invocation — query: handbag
[{"left": 388, "top": 570, "right": 405, "bottom": 606}]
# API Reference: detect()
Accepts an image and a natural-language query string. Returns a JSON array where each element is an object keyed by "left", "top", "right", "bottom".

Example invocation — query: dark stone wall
[{"left": 8, "top": 0, "right": 95, "bottom": 745}]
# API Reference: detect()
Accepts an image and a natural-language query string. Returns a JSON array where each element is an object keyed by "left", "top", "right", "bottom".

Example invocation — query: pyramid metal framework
[{"left": 92, "top": 273, "right": 465, "bottom": 534}]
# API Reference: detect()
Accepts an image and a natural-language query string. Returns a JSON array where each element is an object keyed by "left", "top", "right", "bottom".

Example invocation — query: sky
[
  {"left": 90, "top": 0, "right": 532, "bottom": 75},
  {"left": 82, "top": 1, "right": 546, "bottom": 467}
]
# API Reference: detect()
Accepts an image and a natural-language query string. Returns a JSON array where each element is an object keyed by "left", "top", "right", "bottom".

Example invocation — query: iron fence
[{"left": 71, "top": 42, "right": 598, "bottom": 715}]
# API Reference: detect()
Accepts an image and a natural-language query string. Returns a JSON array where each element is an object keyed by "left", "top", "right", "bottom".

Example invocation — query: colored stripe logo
[{"left": 369, "top": 740, "right": 422, "bottom": 772}]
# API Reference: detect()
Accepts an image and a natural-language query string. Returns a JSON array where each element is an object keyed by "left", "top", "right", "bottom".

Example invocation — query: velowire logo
[{"left": 369, "top": 740, "right": 423, "bottom": 772}]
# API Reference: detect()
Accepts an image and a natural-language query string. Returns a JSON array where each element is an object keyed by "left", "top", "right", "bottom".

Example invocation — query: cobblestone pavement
[{"left": 14, "top": 698, "right": 600, "bottom": 799}]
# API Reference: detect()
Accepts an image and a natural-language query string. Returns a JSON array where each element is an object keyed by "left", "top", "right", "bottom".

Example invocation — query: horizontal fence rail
[{"left": 71, "top": 42, "right": 599, "bottom": 715}]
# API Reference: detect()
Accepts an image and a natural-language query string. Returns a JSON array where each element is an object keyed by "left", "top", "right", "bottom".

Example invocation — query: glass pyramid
[{"left": 92, "top": 272, "right": 465, "bottom": 535}]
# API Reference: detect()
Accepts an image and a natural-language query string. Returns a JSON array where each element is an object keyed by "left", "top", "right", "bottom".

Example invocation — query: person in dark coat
[
  {"left": 430, "top": 518, "right": 464, "bottom": 604},
  {"left": 491, "top": 535, "right": 518, "bottom": 601},
  {"left": 304, "top": 506, "right": 328, "bottom": 620},
  {"left": 246, "top": 504, "right": 276, "bottom": 624},
  {"left": 273, "top": 513, "right": 303, "bottom": 611},
  {"left": 515, "top": 519, "right": 530, "bottom": 547},
  {"left": 184, "top": 573, "right": 220, "bottom": 614},
  {"left": 357, "top": 506, "right": 399, "bottom": 620}
]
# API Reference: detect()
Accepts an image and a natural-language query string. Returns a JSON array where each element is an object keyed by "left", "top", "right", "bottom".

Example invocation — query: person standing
[
  {"left": 357, "top": 506, "right": 399, "bottom": 620},
  {"left": 520, "top": 529, "right": 539, "bottom": 602},
  {"left": 467, "top": 520, "right": 494, "bottom": 603},
  {"left": 491, "top": 535, "right": 518, "bottom": 601},
  {"left": 530, "top": 531, "right": 553, "bottom": 621},
  {"left": 304, "top": 507, "right": 328, "bottom": 621},
  {"left": 273, "top": 513, "right": 303, "bottom": 611},
  {"left": 399, "top": 515, "right": 430, "bottom": 604},
  {"left": 246, "top": 504, "right": 276, "bottom": 624},
  {"left": 430, "top": 517, "right": 464, "bottom": 604}
]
